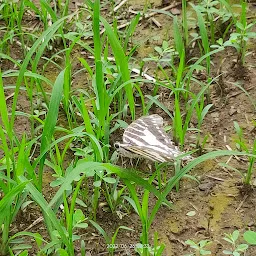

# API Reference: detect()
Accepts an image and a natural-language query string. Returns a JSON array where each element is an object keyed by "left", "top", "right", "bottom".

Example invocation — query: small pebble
[
  {"left": 211, "top": 112, "right": 219, "bottom": 122},
  {"left": 211, "top": 112, "right": 219, "bottom": 118},
  {"left": 199, "top": 182, "right": 214, "bottom": 191},
  {"left": 125, "top": 232, "right": 131, "bottom": 237},
  {"left": 248, "top": 221, "right": 254, "bottom": 227},
  {"left": 229, "top": 106, "right": 237, "bottom": 116}
]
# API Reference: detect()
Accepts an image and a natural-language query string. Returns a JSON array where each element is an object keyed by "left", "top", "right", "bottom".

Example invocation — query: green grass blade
[
  {"left": 3, "top": 70, "right": 53, "bottom": 87},
  {"left": 185, "top": 48, "right": 224, "bottom": 80},
  {"left": 175, "top": 49, "right": 185, "bottom": 89},
  {"left": 93, "top": 0, "right": 106, "bottom": 134},
  {"left": 0, "top": 70, "right": 10, "bottom": 135},
  {"left": 174, "top": 94, "right": 183, "bottom": 146},
  {"left": 124, "top": 181, "right": 143, "bottom": 218},
  {"left": 15, "top": 135, "right": 26, "bottom": 178},
  {"left": 134, "top": 83, "right": 146, "bottom": 115},
  {"left": 0, "top": 181, "right": 29, "bottom": 213},
  {"left": 182, "top": 0, "right": 188, "bottom": 47},
  {"left": 123, "top": 13, "right": 140, "bottom": 52},
  {"left": 0, "top": 53, "right": 21, "bottom": 67},
  {"left": 145, "top": 95, "right": 173, "bottom": 119},
  {"left": 89, "top": 220, "right": 111, "bottom": 244},
  {"left": 40, "top": 0, "right": 58, "bottom": 23},
  {"left": 79, "top": 58, "right": 93, "bottom": 78},
  {"left": 11, "top": 14, "right": 71, "bottom": 134},
  {"left": 18, "top": 176, "right": 71, "bottom": 252},
  {"left": 39, "top": 69, "right": 65, "bottom": 191},
  {"left": 191, "top": 4, "right": 210, "bottom": 74},
  {"left": 173, "top": 16, "right": 185, "bottom": 59},
  {"left": 101, "top": 17, "right": 135, "bottom": 119}
]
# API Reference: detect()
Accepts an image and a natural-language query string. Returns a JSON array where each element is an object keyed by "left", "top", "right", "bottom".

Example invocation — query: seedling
[
  {"left": 135, "top": 232, "right": 165, "bottom": 256},
  {"left": 223, "top": 230, "right": 248, "bottom": 255},
  {"left": 185, "top": 239, "right": 212, "bottom": 256},
  {"left": 224, "top": 1, "right": 256, "bottom": 66},
  {"left": 143, "top": 40, "right": 177, "bottom": 66},
  {"left": 90, "top": 212, "right": 134, "bottom": 256},
  {"left": 227, "top": 21, "right": 256, "bottom": 66},
  {"left": 194, "top": 100, "right": 213, "bottom": 154},
  {"left": 193, "top": 0, "right": 237, "bottom": 44},
  {"left": 219, "top": 121, "right": 256, "bottom": 185},
  {"left": 103, "top": 177, "right": 129, "bottom": 215}
]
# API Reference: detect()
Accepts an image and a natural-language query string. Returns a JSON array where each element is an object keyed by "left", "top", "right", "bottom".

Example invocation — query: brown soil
[{"left": 2, "top": 0, "right": 256, "bottom": 256}]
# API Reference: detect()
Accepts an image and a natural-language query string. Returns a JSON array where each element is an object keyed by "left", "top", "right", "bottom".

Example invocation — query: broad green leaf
[
  {"left": 223, "top": 250, "right": 232, "bottom": 254},
  {"left": 232, "top": 230, "right": 240, "bottom": 241},
  {"left": 103, "top": 177, "right": 116, "bottom": 184},
  {"left": 75, "top": 223, "right": 88, "bottom": 229},
  {"left": 57, "top": 249, "right": 69, "bottom": 256},
  {"left": 93, "top": 180, "right": 101, "bottom": 187},
  {"left": 236, "top": 243, "right": 248, "bottom": 251},
  {"left": 244, "top": 230, "right": 256, "bottom": 245}
]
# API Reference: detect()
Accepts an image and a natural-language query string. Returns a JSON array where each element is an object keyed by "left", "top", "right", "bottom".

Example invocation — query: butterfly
[{"left": 114, "top": 114, "right": 192, "bottom": 163}]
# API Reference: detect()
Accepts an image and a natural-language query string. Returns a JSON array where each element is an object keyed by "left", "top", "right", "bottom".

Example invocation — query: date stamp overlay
[{"left": 107, "top": 243, "right": 150, "bottom": 249}]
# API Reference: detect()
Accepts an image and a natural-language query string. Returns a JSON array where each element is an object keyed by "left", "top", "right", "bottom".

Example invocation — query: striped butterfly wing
[{"left": 118, "top": 114, "right": 185, "bottom": 162}]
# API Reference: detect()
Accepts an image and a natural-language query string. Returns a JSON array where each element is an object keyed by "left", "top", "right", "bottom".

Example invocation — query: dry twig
[
  {"left": 235, "top": 195, "right": 248, "bottom": 212},
  {"left": 114, "top": 0, "right": 129, "bottom": 12},
  {"left": 101, "top": 2, "right": 181, "bottom": 34},
  {"left": 226, "top": 145, "right": 240, "bottom": 161}
]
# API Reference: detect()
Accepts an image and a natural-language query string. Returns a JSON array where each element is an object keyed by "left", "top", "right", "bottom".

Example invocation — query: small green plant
[
  {"left": 185, "top": 239, "right": 212, "bottom": 256},
  {"left": 181, "top": 0, "right": 188, "bottom": 48},
  {"left": 226, "top": 22, "right": 256, "bottom": 66},
  {"left": 142, "top": 40, "right": 178, "bottom": 95},
  {"left": 194, "top": 99, "right": 213, "bottom": 154},
  {"left": 143, "top": 40, "right": 177, "bottom": 66},
  {"left": 0, "top": 70, "right": 36, "bottom": 255},
  {"left": 90, "top": 220, "right": 133, "bottom": 256},
  {"left": 102, "top": 177, "right": 129, "bottom": 215},
  {"left": 224, "top": 1, "right": 256, "bottom": 66},
  {"left": 184, "top": 229, "right": 255, "bottom": 256},
  {"left": 135, "top": 232, "right": 165, "bottom": 256},
  {"left": 223, "top": 230, "right": 248, "bottom": 255},
  {"left": 0, "top": 0, "right": 22, "bottom": 52},
  {"left": 219, "top": 121, "right": 256, "bottom": 185},
  {"left": 191, "top": 3, "right": 211, "bottom": 81},
  {"left": 193, "top": 0, "right": 237, "bottom": 44}
]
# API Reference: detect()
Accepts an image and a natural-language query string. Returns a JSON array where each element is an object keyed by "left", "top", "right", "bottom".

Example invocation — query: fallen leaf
[{"left": 186, "top": 211, "right": 196, "bottom": 217}]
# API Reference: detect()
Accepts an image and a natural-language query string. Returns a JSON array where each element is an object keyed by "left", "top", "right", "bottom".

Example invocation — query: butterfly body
[{"left": 115, "top": 114, "right": 192, "bottom": 163}]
